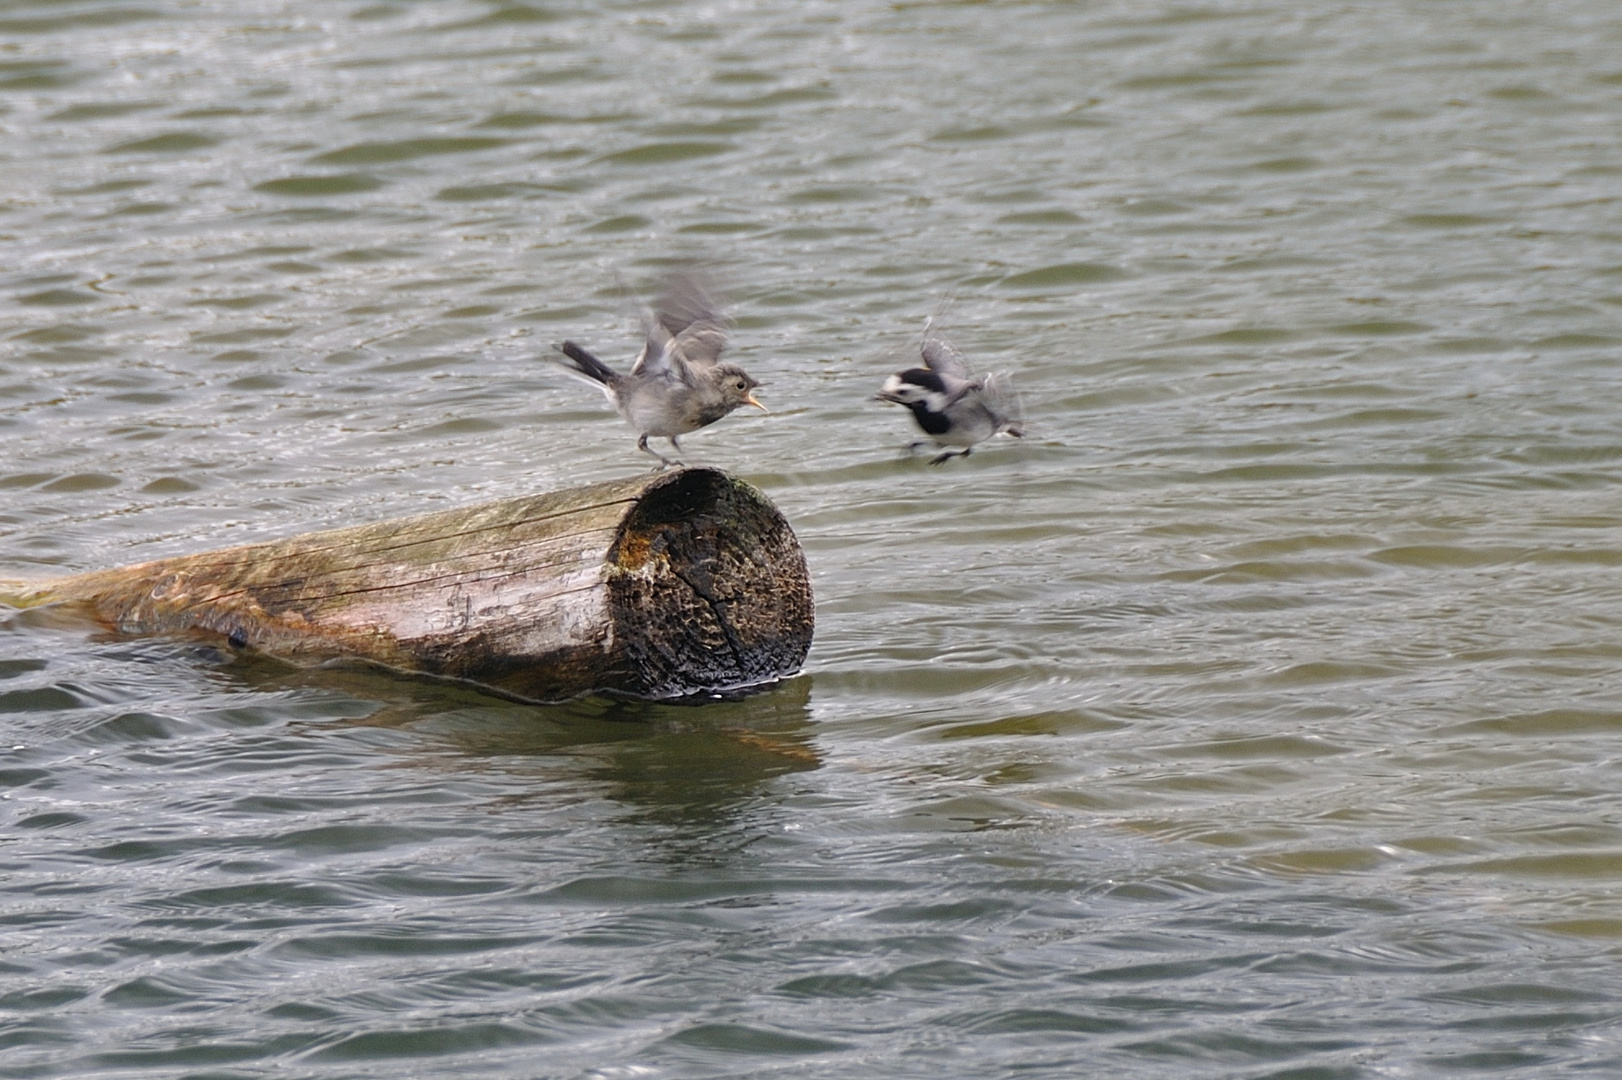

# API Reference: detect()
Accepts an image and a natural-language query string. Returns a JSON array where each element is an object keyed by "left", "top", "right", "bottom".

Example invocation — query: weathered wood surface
[{"left": 2, "top": 468, "right": 814, "bottom": 702}]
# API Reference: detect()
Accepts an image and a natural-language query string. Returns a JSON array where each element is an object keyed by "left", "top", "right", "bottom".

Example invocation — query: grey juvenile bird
[
  {"left": 876, "top": 320, "right": 1023, "bottom": 464},
  {"left": 557, "top": 272, "right": 766, "bottom": 469}
]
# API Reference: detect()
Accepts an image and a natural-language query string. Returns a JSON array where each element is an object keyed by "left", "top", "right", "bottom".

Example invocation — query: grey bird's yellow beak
[{"left": 745, "top": 392, "right": 768, "bottom": 413}]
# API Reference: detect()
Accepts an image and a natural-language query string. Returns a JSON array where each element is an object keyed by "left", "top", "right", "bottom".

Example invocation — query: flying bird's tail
[{"left": 557, "top": 341, "right": 617, "bottom": 385}]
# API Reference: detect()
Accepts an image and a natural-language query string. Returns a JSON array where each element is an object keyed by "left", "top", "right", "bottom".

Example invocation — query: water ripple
[{"left": 5, "top": 0, "right": 1622, "bottom": 1076}]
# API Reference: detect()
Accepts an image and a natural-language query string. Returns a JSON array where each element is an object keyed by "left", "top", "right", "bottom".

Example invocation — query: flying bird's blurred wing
[
  {"left": 919, "top": 320, "right": 973, "bottom": 380},
  {"left": 977, "top": 371, "right": 1025, "bottom": 436},
  {"left": 919, "top": 337, "right": 971, "bottom": 379}
]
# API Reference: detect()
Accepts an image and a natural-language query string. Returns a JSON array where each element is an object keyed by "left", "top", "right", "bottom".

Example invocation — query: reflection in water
[{"left": 239, "top": 656, "right": 820, "bottom": 827}]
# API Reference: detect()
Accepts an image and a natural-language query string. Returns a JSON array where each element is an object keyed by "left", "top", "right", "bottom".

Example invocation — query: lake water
[{"left": 5, "top": 1, "right": 1622, "bottom": 1076}]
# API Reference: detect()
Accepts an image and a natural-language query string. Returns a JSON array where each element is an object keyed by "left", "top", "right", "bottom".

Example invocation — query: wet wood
[{"left": 2, "top": 468, "right": 814, "bottom": 702}]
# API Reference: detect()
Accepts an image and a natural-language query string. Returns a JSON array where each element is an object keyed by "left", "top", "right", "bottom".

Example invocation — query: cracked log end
[
  {"left": 8, "top": 468, "right": 814, "bottom": 703},
  {"left": 606, "top": 469, "right": 814, "bottom": 699}
]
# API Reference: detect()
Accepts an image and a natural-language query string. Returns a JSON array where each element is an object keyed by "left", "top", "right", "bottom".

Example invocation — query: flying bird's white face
[{"left": 878, "top": 369, "right": 953, "bottom": 413}]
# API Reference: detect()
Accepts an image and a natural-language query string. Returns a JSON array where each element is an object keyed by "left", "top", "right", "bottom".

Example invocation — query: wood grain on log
[{"left": 2, "top": 468, "right": 813, "bottom": 702}]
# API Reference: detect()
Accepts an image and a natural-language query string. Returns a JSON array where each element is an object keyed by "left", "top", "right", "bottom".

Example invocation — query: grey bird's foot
[
  {"left": 638, "top": 434, "right": 682, "bottom": 470},
  {"left": 929, "top": 447, "right": 971, "bottom": 465}
]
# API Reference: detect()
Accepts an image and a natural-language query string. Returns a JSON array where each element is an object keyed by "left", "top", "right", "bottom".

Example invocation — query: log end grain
[{"left": 602, "top": 468, "right": 814, "bottom": 700}]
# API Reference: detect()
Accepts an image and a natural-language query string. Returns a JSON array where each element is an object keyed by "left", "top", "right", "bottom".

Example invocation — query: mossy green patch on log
[{"left": 3, "top": 468, "right": 813, "bottom": 702}]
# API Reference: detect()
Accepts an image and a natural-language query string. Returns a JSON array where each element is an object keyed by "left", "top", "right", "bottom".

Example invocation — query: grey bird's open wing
[
  {"left": 630, "top": 270, "right": 729, "bottom": 382},
  {"left": 658, "top": 270, "right": 729, "bottom": 370},
  {"left": 630, "top": 320, "right": 677, "bottom": 379}
]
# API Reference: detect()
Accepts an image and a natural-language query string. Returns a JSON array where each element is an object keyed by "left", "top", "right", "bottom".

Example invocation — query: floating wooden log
[{"left": 1, "top": 468, "right": 813, "bottom": 702}]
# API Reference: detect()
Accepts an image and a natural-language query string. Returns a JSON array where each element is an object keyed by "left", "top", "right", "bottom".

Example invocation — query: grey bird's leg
[
  {"left": 637, "top": 433, "right": 680, "bottom": 470},
  {"left": 929, "top": 447, "right": 971, "bottom": 465}
]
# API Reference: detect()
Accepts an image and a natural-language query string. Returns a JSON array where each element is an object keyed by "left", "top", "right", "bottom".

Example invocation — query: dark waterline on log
[{"left": 5, "top": 1, "right": 1622, "bottom": 1077}]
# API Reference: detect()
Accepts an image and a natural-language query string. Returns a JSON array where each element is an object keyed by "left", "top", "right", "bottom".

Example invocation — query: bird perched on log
[
  {"left": 876, "top": 320, "right": 1023, "bottom": 464},
  {"left": 557, "top": 272, "right": 767, "bottom": 469}
]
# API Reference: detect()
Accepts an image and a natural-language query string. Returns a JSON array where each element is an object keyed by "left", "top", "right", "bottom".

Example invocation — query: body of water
[{"left": 5, "top": 1, "right": 1622, "bottom": 1076}]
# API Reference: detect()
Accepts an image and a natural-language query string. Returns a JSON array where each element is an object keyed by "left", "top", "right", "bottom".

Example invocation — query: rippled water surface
[{"left": 6, "top": 1, "right": 1622, "bottom": 1076}]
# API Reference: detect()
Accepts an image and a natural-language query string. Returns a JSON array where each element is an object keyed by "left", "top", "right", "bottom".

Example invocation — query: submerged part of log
[{"left": 5, "top": 468, "right": 813, "bottom": 702}]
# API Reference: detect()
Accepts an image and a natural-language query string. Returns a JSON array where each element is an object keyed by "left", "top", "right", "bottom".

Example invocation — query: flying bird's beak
[{"left": 745, "top": 392, "right": 768, "bottom": 413}]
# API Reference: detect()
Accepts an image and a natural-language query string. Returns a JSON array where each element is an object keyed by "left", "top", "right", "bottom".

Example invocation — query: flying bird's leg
[{"left": 929, "top": 448, "right": 971, "bottom": 466}]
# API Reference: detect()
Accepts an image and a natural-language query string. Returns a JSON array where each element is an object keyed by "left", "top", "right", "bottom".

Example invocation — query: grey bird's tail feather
[{"left": 559, "top": 341, "right": 617, "bottom": 384}]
